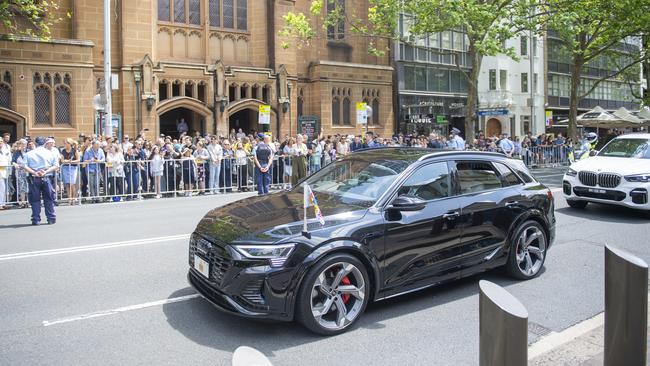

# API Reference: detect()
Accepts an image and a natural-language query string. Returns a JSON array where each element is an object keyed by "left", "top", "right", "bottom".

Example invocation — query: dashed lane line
[
  {"left": 0, "top": 234, "right": 191, "bottom": 261},
  {"left": 42, "top": 294, "right": 201, "bottom": 327}
]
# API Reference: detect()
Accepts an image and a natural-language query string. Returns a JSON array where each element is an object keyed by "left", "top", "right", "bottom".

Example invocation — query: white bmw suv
[{"left": 563, "top": 133, "right": 650, "bottom": 214}]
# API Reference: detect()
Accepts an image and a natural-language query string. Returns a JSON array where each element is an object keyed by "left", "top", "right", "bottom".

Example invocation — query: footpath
[{"left": 529, "top": 303, "right": 650, "bottom": 365}]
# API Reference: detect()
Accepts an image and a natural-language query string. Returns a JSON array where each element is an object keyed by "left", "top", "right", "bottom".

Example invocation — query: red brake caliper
[{"left": 341, "top": 276, "right": 351, "bottom": 303}]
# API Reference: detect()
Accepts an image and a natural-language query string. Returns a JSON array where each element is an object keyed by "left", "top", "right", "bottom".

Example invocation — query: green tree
[
  {"left": 542, "top": 0, "right": 650, "bottom": 139},
  {"left": 281, "top": 0, "right": 538, "bottom": 136},
  {"left": 0, "top": 0, "right": 63, "bottom": 39}
]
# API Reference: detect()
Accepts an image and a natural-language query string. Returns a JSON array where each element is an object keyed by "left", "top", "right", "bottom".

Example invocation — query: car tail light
[{"left": 547, "top": 189, "right": 554, "bottom": 200}]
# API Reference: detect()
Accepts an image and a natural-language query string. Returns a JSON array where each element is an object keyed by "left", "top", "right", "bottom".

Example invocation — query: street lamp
[
  {"left": 145, "top": 95, "right": 156, "bottom": 111},
  {"left": 219, "top": 98, "right": 229, "bottom": 113},
  {"left": 281, "top": 99, "right": 290, "bottom": 113}
]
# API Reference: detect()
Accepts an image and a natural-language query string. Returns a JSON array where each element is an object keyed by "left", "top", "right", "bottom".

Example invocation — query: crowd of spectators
[{"left": 0, "top": 126, "right": 592, "bottom": 209}]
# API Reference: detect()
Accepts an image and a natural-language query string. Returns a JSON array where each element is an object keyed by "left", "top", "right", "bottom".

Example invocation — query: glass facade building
[{"left": 394, "top": 14, "right": 472, "bottom": 136}]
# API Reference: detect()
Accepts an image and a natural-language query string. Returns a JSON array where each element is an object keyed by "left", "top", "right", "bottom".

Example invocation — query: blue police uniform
[
  {"left": 23, "top": 141, "right": 59, "bottom": 224},
  {"left": 255, "top": 141, "right": 273, "bottom": 195}
]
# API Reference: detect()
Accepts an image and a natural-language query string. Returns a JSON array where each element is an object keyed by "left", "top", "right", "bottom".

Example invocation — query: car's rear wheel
[
  {"left": 567, "top": 199, "right": 588, "bottom": 209},
  {"left": 506, "top": 221, "right": 548, "bottom": 280},
  {"left": 295, "top": 254, "right": 369, "bottom": 335}
]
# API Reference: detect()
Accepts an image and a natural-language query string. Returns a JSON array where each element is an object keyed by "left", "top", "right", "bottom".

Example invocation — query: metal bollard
[
  {"left": 232, "top": 346, "right": 273, "bottom": 366},
  {"left": 479, "top": 280, "right": 528, "bottom": 366},
  {"left": 604, "top": 245, "right": 648, "bottom": 366}
]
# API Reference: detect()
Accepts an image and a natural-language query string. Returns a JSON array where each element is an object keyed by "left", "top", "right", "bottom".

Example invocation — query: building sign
[
  {"left": 298, "top": 116, "right": 320, "bottom": 141},
  {"left": 545, "top": 110, "right": 553, "bottom": 126},
  {"left": 436, "top": 115, "right": 449, "bottom": 124},
  {"left": 258, "top": 105, "right": 271, "bottom": 125},
  {"left": 356, "top": 102, "right": 368, "bottom": 125},
  {"left": 477, "top": 109, "right": 509, "bottom": 116}
]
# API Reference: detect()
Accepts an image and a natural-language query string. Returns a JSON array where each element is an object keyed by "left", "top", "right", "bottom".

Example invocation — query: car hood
[
  {"left": 570, "top": 156, "right": 650, "bottom": 175},
  {"left": 194, "top": 191, "right": 369, "bottom": 245}
]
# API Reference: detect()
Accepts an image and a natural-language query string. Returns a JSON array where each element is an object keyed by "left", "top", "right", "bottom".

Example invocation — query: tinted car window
[
  {"left": 299, "top": 158, "right": 412, "bottom": 207},
  {"left": 508, "top": 159, "right": 535, "bottom": 183},
  {"left": 456, "top": 161, "right": 503, "bottom": 194},
  {"left": 494, "top": 162, "right": 523, "bottom": 187},
  {"left": 398, "top": 162, "right": 450, "bottom": 201}
]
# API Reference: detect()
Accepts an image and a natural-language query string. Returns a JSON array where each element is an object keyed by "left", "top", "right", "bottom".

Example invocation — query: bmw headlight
[
  {"left": 566, "top": 168, "right": 578, "bottom": 177},
  {"left": 624, "top": 174, "right": 650, "bottom": 183},
  {"left": 233, "top": 244, "right": 295, "bottom": 267}
]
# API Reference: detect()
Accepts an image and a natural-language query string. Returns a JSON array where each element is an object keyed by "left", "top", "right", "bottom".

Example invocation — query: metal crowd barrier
[
  {"left": 520, "top": 145, "right": 571, "bottom": 168},
  {"left": 0, "top": 154, "right": 330, "bottom": 208}
]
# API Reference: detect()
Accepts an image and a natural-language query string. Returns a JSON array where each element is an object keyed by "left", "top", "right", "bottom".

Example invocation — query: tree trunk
[
  {"left": 465, "top": 49, "right": 482, "bottom": 139},
  {"left": 568, "top": 55, "right": 583, "bottom": 141}
]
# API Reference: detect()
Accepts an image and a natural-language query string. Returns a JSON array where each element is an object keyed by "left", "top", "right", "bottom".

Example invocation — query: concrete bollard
[
  {"left": 479, "top": 280, "right": 529, "bottom": 366},
  {"left": 232, "top": 346, "right": 273, "bottom": 366},
  {"left": 604, "top": 245, "right": 648, "bottom": 366}
]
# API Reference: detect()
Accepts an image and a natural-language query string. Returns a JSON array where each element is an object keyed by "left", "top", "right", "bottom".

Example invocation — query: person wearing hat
[
  {"left": 22, "top": 136, "right": 60, "bottom": 224},
  {"left": 499, "top": 133, "right": 515, "bottom": 157},
  {"left": 447, "top": 127, "right": 466, "bottom": 150}
]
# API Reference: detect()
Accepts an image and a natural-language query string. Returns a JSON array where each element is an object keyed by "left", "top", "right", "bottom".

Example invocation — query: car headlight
[
  {"left": 233, "top": 244, "right": 295, "bottom": 267},
  {"left": 566, "top": 168, "right": 578, "bottom": 177},
  {"left": 624, "top": 174, "right": 650, "bottom": 183}
]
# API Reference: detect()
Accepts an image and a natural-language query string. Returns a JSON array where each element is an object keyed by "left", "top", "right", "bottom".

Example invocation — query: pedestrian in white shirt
[{"left": 207, "top": 136, "right": 223, "bottom": 194}]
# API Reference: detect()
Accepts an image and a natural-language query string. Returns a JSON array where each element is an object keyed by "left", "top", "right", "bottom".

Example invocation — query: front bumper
[
  {"left": 187, "top": 234, "right": 298, "bottom": 322},
  {"left": 562, "top": 174, "right": 650, "bottom": 210}
]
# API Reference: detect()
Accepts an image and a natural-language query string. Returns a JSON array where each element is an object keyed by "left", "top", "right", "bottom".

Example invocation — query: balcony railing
[{"left": 478, "top": 90, "right": 513, "bottom": 109}]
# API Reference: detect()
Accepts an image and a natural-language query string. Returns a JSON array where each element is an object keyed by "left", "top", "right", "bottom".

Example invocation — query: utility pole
[
  {"left": 529, "top": 27, "right": 535, "bottom": 135},
  {"left": 103, "top": 0, "right": 112, "bottom": 137}
]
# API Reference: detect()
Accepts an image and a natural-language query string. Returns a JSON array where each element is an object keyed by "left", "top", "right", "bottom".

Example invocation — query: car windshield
[
  {"left": 297, "top": 158, "right": 412, "bottom": 208},
  {"left": 598, "top": 138, "right": 650, "bottom": 159}
]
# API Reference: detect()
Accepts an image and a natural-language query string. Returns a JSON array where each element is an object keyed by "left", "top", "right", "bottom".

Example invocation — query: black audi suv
[{"left": 188, "top": 148, "right": 555, "bottom": 335}]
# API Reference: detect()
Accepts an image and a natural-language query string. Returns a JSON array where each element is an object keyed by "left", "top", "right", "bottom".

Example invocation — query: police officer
[
  {"left": 254, "top": 134, "right": 274, "bottom": 196},
  {"left": 448, "top": 128, "right": 466, "bottom": 150},
  {"left": 22, "top": 136, "right": 59, "bottom": 225}
]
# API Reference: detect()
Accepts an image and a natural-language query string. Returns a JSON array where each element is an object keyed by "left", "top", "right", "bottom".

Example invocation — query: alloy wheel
[
  {"left": 310, "top": 262, "right": 366, "bottom": 331},
  {"left": 515, "top": 226, "right": 546, "bottom": 277}
]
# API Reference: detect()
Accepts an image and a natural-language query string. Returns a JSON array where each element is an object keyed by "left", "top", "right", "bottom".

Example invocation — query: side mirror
[
  {"left": 589, "top": 150, "right": 599, "bottom": 157},
  {"left": 388, "top": 195, "right": 426, "bottom": 212}
]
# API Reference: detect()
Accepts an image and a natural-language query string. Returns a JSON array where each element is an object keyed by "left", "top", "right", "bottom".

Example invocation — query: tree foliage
[
  {"left": 528, "top": 0, "right": 650, "bottom": 138},
  {"left": 0, "top": 0, "right": 63, "bottom": 40}
]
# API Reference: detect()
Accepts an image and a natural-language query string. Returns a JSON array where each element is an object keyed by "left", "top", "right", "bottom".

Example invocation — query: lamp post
[{"left": 287, "top": 82, "right": 293, "bottom": 137}]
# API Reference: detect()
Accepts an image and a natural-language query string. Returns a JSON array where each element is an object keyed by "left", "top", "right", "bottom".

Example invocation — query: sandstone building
[{"left": 0, "top": 0, "right": 394, "bottom": 142}]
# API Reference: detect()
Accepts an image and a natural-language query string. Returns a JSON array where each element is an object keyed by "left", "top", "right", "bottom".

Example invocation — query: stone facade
[{"left": 0, "top": 0, "right": 394, "bottom": 142}]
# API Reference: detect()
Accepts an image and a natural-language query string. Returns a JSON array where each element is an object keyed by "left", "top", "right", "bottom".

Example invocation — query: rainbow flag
[{"left": 304, "top": 184, "right": 325, "bottom": 226}]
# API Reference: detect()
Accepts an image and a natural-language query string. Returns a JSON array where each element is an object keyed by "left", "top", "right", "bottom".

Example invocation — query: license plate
[
  {"left": 588, "top": 188, "right": 606, "bottom": 194},
  {"left": 194, "top": 255, "right": 210, "bottom": 279}
]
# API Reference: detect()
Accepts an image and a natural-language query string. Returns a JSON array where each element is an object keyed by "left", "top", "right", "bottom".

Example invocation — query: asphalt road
[{"left": 1, "top": 165, "right": 649, "bottom": 366}]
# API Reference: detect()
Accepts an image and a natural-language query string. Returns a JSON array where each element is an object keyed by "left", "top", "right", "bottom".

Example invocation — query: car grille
[
  {"left": 598, "top": 173, "right": 621, "bottom": 188},
  {"left": 578, "top": 171, "right": 598, "bottom": 187},
  {"left": 189, "top": 235, "right": 231, "bottom": 288},
  {"left": 578, "top": 171, "right": 621, "bottom": 188},
  {"left": 573, "top": 187, "right": 626, "bottom": 201}
]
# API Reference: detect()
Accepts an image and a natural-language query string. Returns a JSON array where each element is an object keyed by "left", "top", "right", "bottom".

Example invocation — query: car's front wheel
[
  {"left": 506, "top": 221, "right": 548, "bottom": 280},
  {"left": 295, "top": 253, "right": 370, "bottom": 335},
  {"left": 567, "top": 199, "right": 588, "bottom": 209}
]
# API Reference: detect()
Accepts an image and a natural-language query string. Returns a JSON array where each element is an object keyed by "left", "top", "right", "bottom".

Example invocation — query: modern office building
[
  {"left": 393, "top": 14, "right": 472, "bottom": 137},
  {"left": 0, "top": 0, "right": 394, "bottom": 142},
  {"left": 545, "top": 32, "right": 643, "bottom": 132},
  {"left": 477, "top": 34, "right": 546, "bottom": 138}
]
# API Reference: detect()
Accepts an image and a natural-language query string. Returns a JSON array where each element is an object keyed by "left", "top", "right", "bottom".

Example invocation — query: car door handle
[
  {"left": 442, "top": 212, "right": 459, "bottom": 220},
  {"left": 505, "top": 201, "right": 519, "bottom": 208}
]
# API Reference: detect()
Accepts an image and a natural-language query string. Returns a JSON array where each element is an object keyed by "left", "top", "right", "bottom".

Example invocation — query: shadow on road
[
  {"left": 0, "top": 223, "right": 38, "bottom": 229},
  {"left": 557, "top": 204, "right": 650, "bottom": 224},
  {"left": 161, "top": 267, "right": 539, "bottom": 356}
]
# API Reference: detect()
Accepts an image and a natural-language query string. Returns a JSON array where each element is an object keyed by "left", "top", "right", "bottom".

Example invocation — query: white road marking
[
  {"left": 528, "top": 312, "right": 604, "bottom": 359},
  {"left": 42, "top": 294, "right": 200, "bottom": 327},
  {"left": 0, "top": 234, "right": 191, "bottom": 261},
  {"left": 551, "top": 188, "right": 563, "bottom": 193}
]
